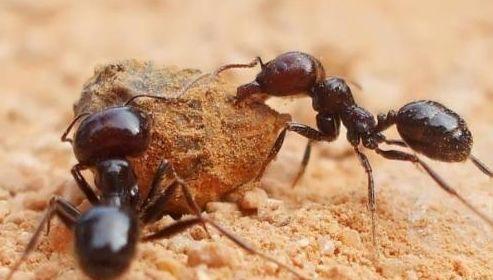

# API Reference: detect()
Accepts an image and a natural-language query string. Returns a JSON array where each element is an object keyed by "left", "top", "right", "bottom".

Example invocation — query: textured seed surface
[{"left": 74, "top": 60, "right": 290, "bottom": 213}]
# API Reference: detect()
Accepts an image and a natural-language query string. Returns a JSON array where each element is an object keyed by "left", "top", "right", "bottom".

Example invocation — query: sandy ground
[{"left": 0, "top": 0, "right": 493, "bottom": 279}]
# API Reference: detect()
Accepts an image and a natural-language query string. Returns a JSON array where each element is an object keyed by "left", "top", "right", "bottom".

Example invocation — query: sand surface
[{"left": 1, "top": 1, "right": 493, "bottom": 279}]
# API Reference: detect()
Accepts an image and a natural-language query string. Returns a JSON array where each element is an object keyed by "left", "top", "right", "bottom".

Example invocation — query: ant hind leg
[
  {"left": 7, "top": 196, "right": 80, "bottom": 280},
  {"left": 469, "top": 155, "right": 493, "bottom": 178},
  {"left": 374, "top": 148, "right": 493, "bottom": 228}
]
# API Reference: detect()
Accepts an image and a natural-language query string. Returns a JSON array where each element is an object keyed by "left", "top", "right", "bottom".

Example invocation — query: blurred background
[{"left": 1, "top": 0, "right": 492, "bottom": 279}]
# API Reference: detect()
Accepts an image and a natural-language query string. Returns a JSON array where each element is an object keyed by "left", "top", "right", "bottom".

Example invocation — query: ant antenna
[
  {"left": 61, "top": 112, "right": 90, "bottom": 143},
  {"left": 124, "top": 94, "right": 176, "bottom": 106},
  {"left": 174, "top": 57, "right": 264, "bottom": 99},
  {"left": 173, "top": 72, "right": 211, "bottom": 98}
]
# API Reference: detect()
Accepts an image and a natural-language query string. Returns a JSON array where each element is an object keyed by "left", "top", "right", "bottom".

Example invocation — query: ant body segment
[
  {"left": 7, "top": 102, "right": 306, "bottom": 279},
  {"left": 208, "top": 51, "right": 493, "bottom": 248}
]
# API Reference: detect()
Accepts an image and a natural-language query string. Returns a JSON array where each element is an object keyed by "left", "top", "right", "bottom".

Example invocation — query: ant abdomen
[
  {"left": 73, "top": 106, "right": 151, "bottom": 165},
  {"left": 396, "top": 100, "right": 472, "bottom": 162},
  {"left": 75, "top": 206, "right": 138, "bottom": 280},
  {"left": 237, "top": 51, "right": 325, "bottom": 98}
]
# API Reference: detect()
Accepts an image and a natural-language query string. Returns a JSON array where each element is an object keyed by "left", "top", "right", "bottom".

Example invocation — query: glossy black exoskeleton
[
  {"left": 7, "top": 104, "right": 306, "bottom": 279},
  {"left": 208, "top": 51, "right": 493, "bottom": 248}
]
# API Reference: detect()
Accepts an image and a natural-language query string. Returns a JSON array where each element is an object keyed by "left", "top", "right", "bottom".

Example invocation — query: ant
[
  {"left": 7, "top": 100, "right": 307, "bottom": 279},
  {"left": 194, "top": 51, "right": 493, "bottom": 249}
]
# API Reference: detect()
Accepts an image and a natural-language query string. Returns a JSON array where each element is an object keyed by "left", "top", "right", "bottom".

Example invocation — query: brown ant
[
  {"left": 197, "top": 51, "right": 493, "bottom": 249},
  {"left": 7, "top": 101, "right": 307, "bottom": 279}
]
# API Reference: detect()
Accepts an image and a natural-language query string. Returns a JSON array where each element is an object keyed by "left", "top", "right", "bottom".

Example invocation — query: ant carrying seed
[
  {"left": 7, "top": 99, "right": 307, "bottom": 279},
  {"left": 198, "top": 51, "right": 493, "bottom": 250}
]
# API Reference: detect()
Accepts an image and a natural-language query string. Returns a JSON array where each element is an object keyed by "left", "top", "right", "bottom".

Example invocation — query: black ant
[
  {"left": 7, "top": 100, "right": 307, "bottom": 279},
  {"left": 195, "top": 51, "right": 493, "bottom": 249}
]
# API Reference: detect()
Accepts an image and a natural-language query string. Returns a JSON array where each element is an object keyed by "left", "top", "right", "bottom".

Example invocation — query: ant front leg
[
  {"left": 257, "top": 121, "right": 335, "bottom": 186},
  {"left": 71, "top": 164, "right": 100, "bottom": 204},
  {"left": 289, "top": 112, "right": 342, "bottom": 187},
  {"left": 7, "top": 196, "right": 80, "bottom": 280},
  {"left": 140, "top": 160, "right": 210, "bottom": 237}
]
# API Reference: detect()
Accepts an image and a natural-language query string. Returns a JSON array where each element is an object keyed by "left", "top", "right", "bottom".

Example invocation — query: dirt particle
[
  {"left": 341, "top": 228, "right": 363, "bottom": 249},
  {"left": 187, "top": 243, "right": 238, "bottom": 268},
  {"left": 239, "top": 187, "right": 268, "bottom": 210}
]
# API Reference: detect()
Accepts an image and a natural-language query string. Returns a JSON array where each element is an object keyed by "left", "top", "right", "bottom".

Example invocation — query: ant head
[
  {"left": 74, "top": 206, "right": 138, "bottom": 279},
  {"left": 73, "top": 106, "right": 151, "bottom": 165},
  {"left": 237, "top": 51, "right": 325, "bottom": 97},
  {"left": 310, "top": 77, "right": 355, "bottom": 113},
  {"left": 93, "top": 158, "right": 139, "bottom": 203}
]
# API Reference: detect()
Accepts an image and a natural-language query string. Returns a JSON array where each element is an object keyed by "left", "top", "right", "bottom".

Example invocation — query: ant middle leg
[
  {"left": 353, "top": 147, "right": 378, "bottom": 252},
  {"left": 374, "top": 148, "right": 493, "bottom": 228},
  {"left": 291, "top": 140, "right": 313, "bottom": 188},
  {"left": 7, "top": 196, "right": 80, "bottom": 280},
  {"left": 139, "top": 160, "right": 210, "bottom": 236},
  {"left": 256, "top": 122, "right": 329, "bottom": 183}
]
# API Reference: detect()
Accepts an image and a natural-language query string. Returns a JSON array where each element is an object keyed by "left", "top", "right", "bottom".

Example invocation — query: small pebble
[
  {"left": 205, "top": 201, "right": 239, "bottom": 213},
  {"left": 296, "top": 238, "right": 310, "bottom": 248},
  {"left": 187, "top": 243, "right": 238, "bottom": 268},
  {"left": 318, "top": 237, "right": 336, "bottom": 255},
  {"left": 239, "top": 187, "right": 268, "bottom": 210},
  {"left": 0, "top": 201, "right": 11, "bottom": 222},
  {"left": 341, "top": 228, "right": 362, "bottom": 249}
]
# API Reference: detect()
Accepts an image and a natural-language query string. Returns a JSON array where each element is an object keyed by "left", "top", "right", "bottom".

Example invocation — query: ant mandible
[
  {"left": 7, "top": 98, "right": 306, "bottom": 279},
  {"left": 197, "top": 51, "right": 493, "bottom": 249}
]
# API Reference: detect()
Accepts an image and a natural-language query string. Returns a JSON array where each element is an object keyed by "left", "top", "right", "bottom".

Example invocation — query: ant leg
[
  {"left": 142, "top": 217, "right": 203, "bottom": 240},
  {"left": 469, "top": 155, "right": 493, "bottom": 178},
  {"left": 7, "top": 196, "right": 80, "bottom": 280},
  {"left": 256, "top": 122, "right": 327, "bottom": 182},
  {"left": 382, "top": 139, "right": 493, "bottom": 178},
  {"left": 60, "top": 113, "right": 90, "bottom": 143},
  {"left": 140, "top": 160, "right": 171, "bottom": 210},
  {"left": 353, "top": 147, "right": 378, "bottom": 252},
  {"left": 71, "top": 164, "right": 99, "bottom": 204},
  {"left": 175, "top": 178, "right": 211, "bottom": 238},
  {"left": 374, "top": 148, "right": 493, "bottom": 228},
  {"left": 383, "top": 139, "right": 407, "bottom": 147},
  {"left": 140, "top": 163, "right": 210, "bottom": 237},
  {"left": 140, "top": 180, "right": 181, "bottom": 224},
  {"left": 143, "top": 216, "right": 307, "bottom": 279},
  {"left": 291, "top": 140, "right": 312, "bottom": 188}
]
